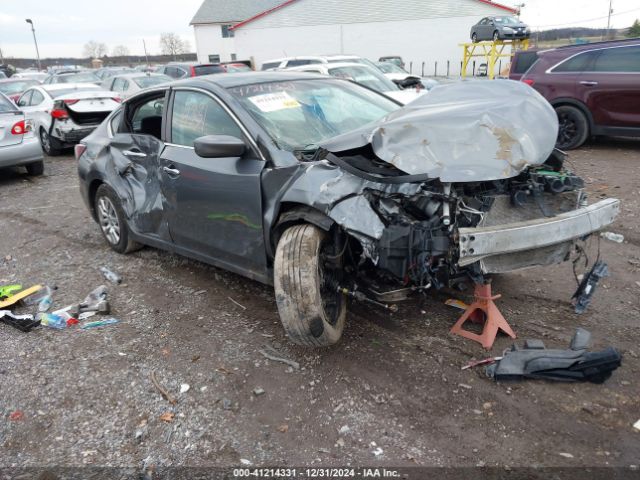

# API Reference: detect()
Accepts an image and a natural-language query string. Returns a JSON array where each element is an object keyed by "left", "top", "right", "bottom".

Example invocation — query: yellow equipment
[
  {"left": 0, "top": 285, "right": 43, "bottom": 309},
  {"left": 460, "top": 38, "right": 529, "bottom": 80}
]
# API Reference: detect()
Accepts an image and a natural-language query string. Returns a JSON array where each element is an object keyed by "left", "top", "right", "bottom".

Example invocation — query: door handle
[
  {"left": 162, "top": 166, "right": 180, "bottom": 176},
  {"left": 122, "top": 149, "right": 147, "bottom": 158},
  {"left": 579, "top": 80, "right": 598, "bottom": 86}
]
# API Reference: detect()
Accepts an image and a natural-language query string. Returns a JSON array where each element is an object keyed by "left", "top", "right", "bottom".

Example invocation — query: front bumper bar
[{"left": 457, "top": 198, "right": 620, "bottom": 267}]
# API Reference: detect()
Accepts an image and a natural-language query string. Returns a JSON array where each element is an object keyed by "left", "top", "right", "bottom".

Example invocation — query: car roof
[
  {"left": 41, "top": 83, "right": 102, "bottom": 91},
  {"left": 185, "top": 71, "right": 330, "bottom": 88},
  {"left": 111, "top": 72, "right": 168, "bottom": 79}
]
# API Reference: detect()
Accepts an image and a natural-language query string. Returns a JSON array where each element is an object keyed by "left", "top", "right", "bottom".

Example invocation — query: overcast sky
[{"left": 1, "top": 0, "right": 639, "bottom": 59}]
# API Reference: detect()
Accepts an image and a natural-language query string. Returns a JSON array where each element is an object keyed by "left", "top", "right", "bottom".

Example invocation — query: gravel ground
[{"left": 1, "top": 138, "right": 639, "bottom": 473}]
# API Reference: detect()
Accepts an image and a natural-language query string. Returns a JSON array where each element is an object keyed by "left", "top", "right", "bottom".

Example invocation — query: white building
[{"left": 191, "top": 0, "right": 519, "bottom": 74}]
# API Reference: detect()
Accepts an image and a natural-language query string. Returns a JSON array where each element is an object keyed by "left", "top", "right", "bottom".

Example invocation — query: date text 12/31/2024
[{"left": 232, "top": 468, "right": 401, "bottom": 478}]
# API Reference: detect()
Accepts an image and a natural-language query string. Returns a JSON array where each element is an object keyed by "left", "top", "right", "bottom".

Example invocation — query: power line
[{"left": 531, "top": 6, "right": 640, "bottom": 28}]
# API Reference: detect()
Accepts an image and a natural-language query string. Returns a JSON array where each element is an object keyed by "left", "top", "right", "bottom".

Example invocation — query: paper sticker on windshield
[{"left": 249, "top": 92, "right": 300, "bottom": 112}]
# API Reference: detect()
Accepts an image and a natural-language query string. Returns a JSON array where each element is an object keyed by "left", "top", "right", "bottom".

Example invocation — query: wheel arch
[
  {"left": 270, "top": 203, "right": 336, "bottom": 258},
  {"left": 550, "top": 98, "right": 595, "bottom": 133},
  {"left": 88, "top": 179, "right": 105, "bottom": 221}
]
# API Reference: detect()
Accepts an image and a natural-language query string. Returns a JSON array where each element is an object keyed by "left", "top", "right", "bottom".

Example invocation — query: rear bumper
[
  {"left": 457, "top": 198, "right": 620, "bottom": 268},
  {"left": 0, "top": 136, "right": 43, "bottom": 168},
  {"left": 53, "top": 122, "right": 98, "bottom": 145}
]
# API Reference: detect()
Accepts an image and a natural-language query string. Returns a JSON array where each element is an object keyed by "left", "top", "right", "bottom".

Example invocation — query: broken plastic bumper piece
[{"left": 458, "top": 198, "right": 620, "bottom": 268}]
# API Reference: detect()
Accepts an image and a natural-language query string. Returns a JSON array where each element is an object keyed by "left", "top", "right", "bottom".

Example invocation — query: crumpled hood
[{"left": 320, "top": 80, "right": 559, "bottom": 182}]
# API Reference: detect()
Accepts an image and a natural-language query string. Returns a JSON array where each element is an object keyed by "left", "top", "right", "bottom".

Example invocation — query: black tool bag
[{"left": 486, "top": 328, "right": 622, "bottom": 383}]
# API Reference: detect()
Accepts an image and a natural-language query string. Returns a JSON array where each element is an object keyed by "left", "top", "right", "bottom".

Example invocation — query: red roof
[{"left": 232, "top": 0, "right": 518, "bottom": 30}]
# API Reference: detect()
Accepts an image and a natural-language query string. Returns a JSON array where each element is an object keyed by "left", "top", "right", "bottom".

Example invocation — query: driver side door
[{"left": 159, "top": 88, "right": 268, "bottom": 280}]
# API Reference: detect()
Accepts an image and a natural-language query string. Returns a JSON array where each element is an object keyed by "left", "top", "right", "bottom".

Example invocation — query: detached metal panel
[{"left": 239, "top": 0, "right": 508, "bottom": 29}]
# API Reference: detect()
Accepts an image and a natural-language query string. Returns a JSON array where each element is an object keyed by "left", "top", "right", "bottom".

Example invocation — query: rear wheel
[
  {"left": 555, "top": 105, "right": 589, "bottom": 150},
  {"left": 39, "top": 128, "right": 62, "bottom": 156},
  {"left": 274, "top": 224, "right": 346, "bottom": 347},
  {"left": 25, "top": 161, "right": 44, "bottom": 176},
  {"left": 94, "top": 184, "right": 142, "bottom": 254}
]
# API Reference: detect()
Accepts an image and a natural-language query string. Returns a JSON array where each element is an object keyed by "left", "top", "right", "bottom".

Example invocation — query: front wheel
[
  {"left": 274, "top": 224, "right": 346, "bottom": 347},
  {"left": 471, "top": 33, "right": 478, "bottom": 43},
  {"left": 26, "top": 161, "right": 44, "bottom": 176},
  {"left": 493, "top": 30, "right": 500, "bottom": 41},
  {"left": 555, "top": 105, "right": 589, "bottom": 150}
]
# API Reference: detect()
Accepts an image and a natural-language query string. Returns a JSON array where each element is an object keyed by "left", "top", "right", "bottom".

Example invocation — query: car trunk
[
  {"left": 56, "top": 92, "right": 119, "bottom": 126},
  {"left": 0, "top": 110, "right": 24, "bottom": 147}
]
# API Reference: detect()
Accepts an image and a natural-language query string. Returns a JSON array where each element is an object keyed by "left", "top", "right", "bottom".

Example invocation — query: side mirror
[{"left": 194, "top": 135, "right": 245, "bottom": 158}]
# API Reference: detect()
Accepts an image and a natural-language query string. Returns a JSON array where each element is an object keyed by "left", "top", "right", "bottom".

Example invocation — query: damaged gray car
[{"left": 77, "top": 72, "right": 620, "bottom": 347}]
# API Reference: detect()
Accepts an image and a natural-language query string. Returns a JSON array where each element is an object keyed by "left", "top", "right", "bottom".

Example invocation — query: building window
[
  {"left": 209, "top": 54, "right": 221, "bottom": 63},
  {"left": 231, "top": 53, "right": 237, "bottom": 61},
  {"left": 221, "top": 24, "right": 234, "bottom": 38}
]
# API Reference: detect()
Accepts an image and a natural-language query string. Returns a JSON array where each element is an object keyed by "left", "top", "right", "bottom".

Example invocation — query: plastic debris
[
  {"left": 572, "top": 261, "right": 609, "bottom": 314},
  {"left": 0, "top": 285, "right": 42, "bottom": 309},
  {"left": 600, "top": 231, "right": 624, "bottom": 243},
  {"left": 0, "top": 284, "right": 22, "bottom": 300},
  {"left": 73, "top": 285, "right": 109, "bottom": 317},
  {"left": 253, "top": 387, "right": 265, "bottom": 396},
  {"left": 180, "top": 384, "right": 190, "bottom": 394},
  {"left": 633, "top": 419, "right": 640, "bottom": 432},
  {"left": 80, "top": 318, "right": 119, "bottom": 329},
  {"left": 240, "top": 459, "right": 252, "bottom": 466},
  {"left": 37, "top": 312, "right": 67, "bottom": 330},
  {"left": 159, "top": 412, "right": 174, "bottom": 423},
  {"left": 0, "top": 310, "right": 39, "bottom": 332},
  {"left": 559, "top": 452, "right": 574, "bottom": 459},
  {"left": 100, "top": 266, "right": 122, "bottom": 284}
]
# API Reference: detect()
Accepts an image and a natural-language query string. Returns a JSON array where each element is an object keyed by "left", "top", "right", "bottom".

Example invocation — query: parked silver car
[
  {"left": 0, "top": 92, "right": 44, "bottom": 175},
  {"left": 102, "top": 73, "right": 171, "bottom": 99},
  {"left": 16, "top": 83, "right": 121, "bottom": 156},
  {"left": 470, "top": 16, "right": 530, "bottom": 42},
  {"left": 43, "top": 71, "right": 101, "bottom": 85}
]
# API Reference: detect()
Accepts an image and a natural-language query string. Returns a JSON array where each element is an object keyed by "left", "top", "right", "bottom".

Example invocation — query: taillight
[
  {"left": 51, "top": 100, "right": 69, "bottom": 119},
  {"left": 112, "top": 97, "right": 122, "bottom": 103},
  {"left": 190, "top": 66, "right": 196, "bottom": 76},
  {"left": 10, "top": 120, "right": 25, "bottom": 135},
  {"left": 522, "top": 79, "right": 535, "bottom": 86},
  {"left": 74, "top": 143, "right": 87, "bottom": 160}
]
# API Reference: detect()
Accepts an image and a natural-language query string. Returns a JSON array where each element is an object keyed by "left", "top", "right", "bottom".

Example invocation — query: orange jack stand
[{"left": 449, "top": 282, "right": 516, "bottom": 350}]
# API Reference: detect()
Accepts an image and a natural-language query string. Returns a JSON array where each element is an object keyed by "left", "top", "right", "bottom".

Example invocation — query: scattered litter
[
  {"left": 200, "top": 386, "right": 207, "bottom": 392},
  {"left": 78, "top": 311, "right": 97, "bottom": 321},
  {"left": 572, "top": 261, "right": 609, "bottom": 314},
  {"left": 37, "top": 312, "right": 68, "bottom": 330},
  {"left": 633, "top": 419, "right": 640, "bottom": 432},
  {"left": 0, "top": 310, "right": 39, "bottom": 332},
  {"left": 228, "top": 296, "right": 247, "bottom": 310},
  {"left": 151, "top": 371, "right": 177, "bottom": 405},
  {"left": 335, "top": 438, "right": 345, "bottom": 447},
  {"left": 445, "top": 298, "right": 469, "bottom": 310},
  {"left": 159, "top": 412, "right": 174, "bottom": 423},
  {"left": 486, "top": 328, "right": 622, "bottom": 383},
  {"left": 0, "top": 285, "right": 42, "bottom": 309},
  {"left": 253, "top": 387, "right": 265, "bottom": 396},
  {"left": 36, "top": 287, "right": 54, "bottom": 313},
  {"left": 338, "top": 425, "right": 350, "bottom": 435},
  {"left": 600, "top": 231, "right": 624, "bottom": 243},
  {"left": 461, "top": 357, "right": 502, "bottom": 370},
  {"left": 73, "top": 285, "right": 110, "bottom": 317},
  {"left": 80, "top": 317, "right": 119, "bottom": 329},
  {"left": 458, "top": 383, "right": 472, "bottom": 390},
  {"left": 240, "top": 459, "right": 252, "bottom": 466},
  {"left": 215, "top": 366, "right": 234, "bottom": 375},
  {"left": 180, "top": 384, "right": 190, "bottom": 394},
  {"left": 221, "top": 398, "right": 232, "bottom": 410},
  {"left": 52, "top": 305, "right": 73, "bottom": 316},
  {"left": 194, "top": 290, "right": 206, "bottom": 295},
  {"left": 258, "top": 345, "right": 300, "bottom": 369},
  {"left": 277, "top": 424, "right": 289, "bottom": 433},
  {"left": 558, "top": 452, "right": 574, "bottom": 459},
  {"left": 0, "top": 284, "right": 22, "bottom": 300},
  {"left": 8, "top": 410, "right": 24, "bottom": 421},
  {"left": 100, "top": 266, "right": 122, "bottom": 284},
  {"left": 372, "top": 447, "right": 384, "bottom": 457}
]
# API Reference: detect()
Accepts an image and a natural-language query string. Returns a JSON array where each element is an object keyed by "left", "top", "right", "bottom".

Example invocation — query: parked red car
[{"left": 516, "top": 39, "right": 640, "bottom": 149}]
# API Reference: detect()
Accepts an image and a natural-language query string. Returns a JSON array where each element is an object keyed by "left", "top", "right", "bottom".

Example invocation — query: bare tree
[
  {"left": 83, "top": 40, "right": 108, "bottom": 59},
  {"left": 112, "top": 45, "right": 130, "bottom": 57},
  {"left": 159, "top": 32, "right": 188, "bottom": 59}
]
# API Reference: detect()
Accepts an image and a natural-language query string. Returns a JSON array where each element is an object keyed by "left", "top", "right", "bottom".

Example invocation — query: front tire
[
  {"left": 493, "top": 30, "right": 500, "bottom": 41},
  {"left": 26, "top": 161, "right": 44, "bottom": 176},
  {"left": 274, "top": 224, "right": 346, "bottom": 347},
  {"left": 555, "top": 105, "right": 589, "bottom": 150},
  {"left": 94, "top": 184, "right": 142, "bottom": 254},
  {"left": 39, "top": 128, "right": 62, "bottom": 156},
  {"left": 471, "top": 33, "right": 478, "bottom": 43}
]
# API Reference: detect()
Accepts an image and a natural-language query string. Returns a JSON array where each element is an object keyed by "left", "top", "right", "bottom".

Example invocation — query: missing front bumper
[{"left": 457, "top": 198, "right": 620, "bottom": 271}]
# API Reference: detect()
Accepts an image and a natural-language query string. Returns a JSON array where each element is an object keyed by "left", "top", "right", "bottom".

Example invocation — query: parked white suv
[{"left": 261, "top": 54, "right": 378, "bottom": 71}]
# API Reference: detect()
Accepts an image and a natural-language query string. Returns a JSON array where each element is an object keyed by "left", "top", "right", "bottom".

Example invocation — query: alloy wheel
[
  {"left": 40, "top": 129, "right": 51, "bottom": 154},
  {"left": 557, "top": 112, "right": 578, "bottom": 147},
  {"left": 97, "top": 196, "right": 121, "bottom": 245}
]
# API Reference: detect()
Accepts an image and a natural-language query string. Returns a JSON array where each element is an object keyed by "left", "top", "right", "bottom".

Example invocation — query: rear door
[
  {"left": 0, "top": 94, "right": 24, "bottom": 147},
  {"left": 576, "top": 45, "right": 640, "bottom": 128},
  {"left": 160, "top": 88, "right": 267, "bottom": 277}
]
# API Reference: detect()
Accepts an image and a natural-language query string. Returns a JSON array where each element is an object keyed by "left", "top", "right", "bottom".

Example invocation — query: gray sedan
[
  {"left": 0, "top": 92, "right": 44, "bottom": 175},
  {"left": 470, "top": 16, "right": 530, "bottom": 42},
  {"left": 102, "top": 73, "right": 171, "bottom": 99}
]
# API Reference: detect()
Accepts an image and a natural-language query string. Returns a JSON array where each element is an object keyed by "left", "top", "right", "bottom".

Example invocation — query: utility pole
[
  {"left": 25, "top": 19, "right": 42, "bottom": 71},
  {"left": 0, "top": 47, "right": 4, "bottom": 65},
  {"left": 606, "top": 0, "right": 613, "bottom": 39},
  {"left": 143, "top": 39, "right": 150, "bottom": 67}
]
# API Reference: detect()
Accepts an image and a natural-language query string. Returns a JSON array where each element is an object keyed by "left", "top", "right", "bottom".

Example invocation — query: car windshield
[
  {"left": 228, "top": 79, "right": 400, "bottom": 151},
  {"left": 494, "top": 16, "right": 518, "bottom": 24},
  {"left": 133, "top": 75, "right": 171, "bottom": 88},
  {"left": 225, "top": 64, "right": 252, "bottom": 72},
  {"left": 0, "top": 80, "right": 39, "bottom": 95},
  {"left": 0, "top": 94, "right": 17, "bottom": 112},
  {"left": 328, "top": 65, "right": 398, "bottom": 93},
  {"left": 193, "top": 65, "right": 225, "bottom": 75},
  {"left": 376, "top": 62, "right": 407, "bottom": 74},
  {"left": 58, "top": 72, "right": 100, "bottom": 83},
  {"left": 49, "top": 86, "right": 101, "bottom": 98}
]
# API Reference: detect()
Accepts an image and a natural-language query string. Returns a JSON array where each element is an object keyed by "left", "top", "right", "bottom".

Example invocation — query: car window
[
  {"left": 479, "top": 18, "right": 488, "bottom": 25},
  {"left": 261, "top": 62, "right": 281, "bottom": 71},
  {"left": 131, "top": 96, "right": 165, "bottom": 138},
  {"left": 170, "top": 91, "right": 243, "bottom": 147},
  {"left": 552, "top": 51, "right": 598, "bottom": 72},
  {"left": 512, "top": 51, "right": 539, "bottom": 74},
  {"left": 30, "top": 90, "right": 45, "bottom": 106},
  {"left": 287, "top": 59, "right": 321, "bottom": 67},
  {"left": 0, "top": 80, "right": 39, "bottom": 95},
  {"left": 112, "top": 78, "right": 125, "bottom": 92},
  {"left": 57, "top": 72, "right": 100, "bottom": 84},
  {"left": 109, "top": 109, "right": 123, "bottom": 135},
  {"left": 328, "top": 65, "right": 398, "bottom": 92},
  {"left": 122, "top": 80, "right": 130, "bottom": 91},
  {"left": 591, "top": 46, "right": 640, "bottom": 72},
  {"left": 17, "top": 90, "right": 32, "bottom": 107},
  {"left": 193, "top": 65, "right": 225, "bottom": 76},
  {"left": 0, "top": 94, "right": 17, "bottom": 112},
  {"left": 133, "top": 75, "right": 171, "bottom": 88}
]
